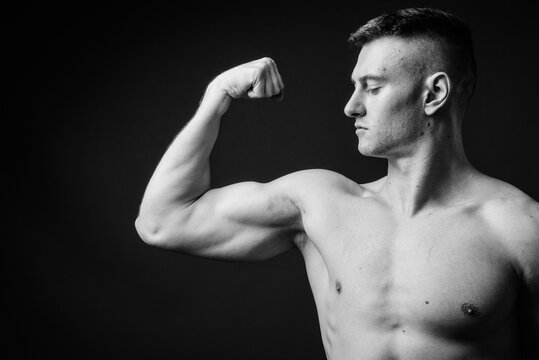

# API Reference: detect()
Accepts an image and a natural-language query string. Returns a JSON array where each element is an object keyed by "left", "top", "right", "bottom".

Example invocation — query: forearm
[{"left": 137, "top": 81, "right": 231, "bottom": 229}]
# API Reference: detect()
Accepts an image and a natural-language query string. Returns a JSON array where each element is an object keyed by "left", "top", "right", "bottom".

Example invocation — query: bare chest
[{"left": 299, "top": 198, "right": 518, "bottom": 338}]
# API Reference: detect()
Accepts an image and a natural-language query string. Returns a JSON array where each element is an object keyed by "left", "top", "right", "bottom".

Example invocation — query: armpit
[{"left": 293, "top": 231, "right": 310, "bottom": 250}]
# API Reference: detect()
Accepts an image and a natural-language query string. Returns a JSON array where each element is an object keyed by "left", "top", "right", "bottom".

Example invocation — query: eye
[{"left": 367, "top": 87, "right": 380, "bottom": 95}]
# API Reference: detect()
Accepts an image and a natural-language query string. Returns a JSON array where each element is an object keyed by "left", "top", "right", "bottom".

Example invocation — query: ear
[{"left": 424, "top": 72, "right": 450, "bottom": 116}]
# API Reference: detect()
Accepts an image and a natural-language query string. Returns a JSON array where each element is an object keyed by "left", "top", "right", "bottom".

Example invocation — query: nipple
[{"left": 460, "top": 303, "right": 480, "bottom": 319}]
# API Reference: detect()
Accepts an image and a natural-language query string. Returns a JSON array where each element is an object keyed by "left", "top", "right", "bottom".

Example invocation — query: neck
[{"left": 382, "top": 126, "right": 476, "bottom": 216}]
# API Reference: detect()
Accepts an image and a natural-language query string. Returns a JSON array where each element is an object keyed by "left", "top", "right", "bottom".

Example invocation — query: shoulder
[
  {"left": 478, "top": 179, "right": 539, "bottom": 285},
  {"left": 271, "top": 168, "right": 363, "bottom": 195},
  {"left": 268, "top": 169, "right": 372, "bottom": 214},
  {"left": 479, "top": 179, "right": 538, "bottom": 239},
  {"left": 481, "top": 194, "right": 539, "bottom": 252}
]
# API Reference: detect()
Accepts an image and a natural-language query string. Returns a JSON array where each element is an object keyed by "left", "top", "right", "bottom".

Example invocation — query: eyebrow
[{"left": 350, "top": 74, "right": 387, "bottom": 84}]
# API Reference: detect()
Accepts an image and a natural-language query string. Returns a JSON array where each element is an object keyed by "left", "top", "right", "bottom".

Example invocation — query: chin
[
  {"left": 357, "top": 143, "right": 387, "bottom": 158},
  {"left": 357, "top": 141, "right": 370, "bottom": 155}
]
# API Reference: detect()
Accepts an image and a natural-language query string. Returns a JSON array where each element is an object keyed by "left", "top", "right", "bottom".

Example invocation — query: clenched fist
[{"left": 212, "top": 57, "right": 285, "bottom": 100}]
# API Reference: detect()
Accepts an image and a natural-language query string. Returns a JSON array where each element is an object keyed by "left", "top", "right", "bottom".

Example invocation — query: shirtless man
[{"left": 135, "top": 8, "right": 539, "bottom": 359}]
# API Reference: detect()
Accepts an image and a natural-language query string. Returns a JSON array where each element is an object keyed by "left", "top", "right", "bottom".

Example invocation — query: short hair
[{"left": 349, "top": 8, "right": 477, "bottom": 110}]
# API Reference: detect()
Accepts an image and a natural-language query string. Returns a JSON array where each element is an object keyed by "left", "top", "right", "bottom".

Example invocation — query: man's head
[{"left": 344, "top": 8, "right": 476, "bottom": 158}]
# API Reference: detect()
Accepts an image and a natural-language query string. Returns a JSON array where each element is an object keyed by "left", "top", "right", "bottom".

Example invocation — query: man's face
[{"left": 345, "top": 36, "right": 428, "bottom": 158}]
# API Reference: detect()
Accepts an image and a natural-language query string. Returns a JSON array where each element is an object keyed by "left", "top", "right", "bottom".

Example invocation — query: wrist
[{"left": 199, "top": 80, "right": 232, "bottom": 117}]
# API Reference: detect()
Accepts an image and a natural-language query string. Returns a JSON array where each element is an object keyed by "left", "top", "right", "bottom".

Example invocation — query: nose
[{"left": 344, "top": 91, "right": 366, "bottom": 118}]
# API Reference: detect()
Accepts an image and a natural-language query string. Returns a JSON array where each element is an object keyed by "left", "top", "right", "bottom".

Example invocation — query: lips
[{"left": 355, "top": 124, "right": 368, "bottom": 130}]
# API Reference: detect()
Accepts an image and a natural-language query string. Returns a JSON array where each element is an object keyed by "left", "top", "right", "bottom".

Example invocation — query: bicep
[{"left": 158, "top": 179, "right": 303, "bottom": 261}]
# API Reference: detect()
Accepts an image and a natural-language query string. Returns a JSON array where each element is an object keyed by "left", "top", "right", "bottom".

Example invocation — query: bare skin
[{"left": 135, "top": 38, "right": 539, "bottom": 359}]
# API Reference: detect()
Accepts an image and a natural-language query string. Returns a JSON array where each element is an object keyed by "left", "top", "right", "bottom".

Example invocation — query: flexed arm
[{"left": 135, "top": 58, "right": 303, "bottom": 261}]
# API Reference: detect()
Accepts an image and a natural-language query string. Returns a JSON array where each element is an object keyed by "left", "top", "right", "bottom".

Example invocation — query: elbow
[
  {"left": 135, "top": 214, "right": 189, "bottom": 251},
  {"left": 135, "top": 216, "right": 168, "bottom": 248}
]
